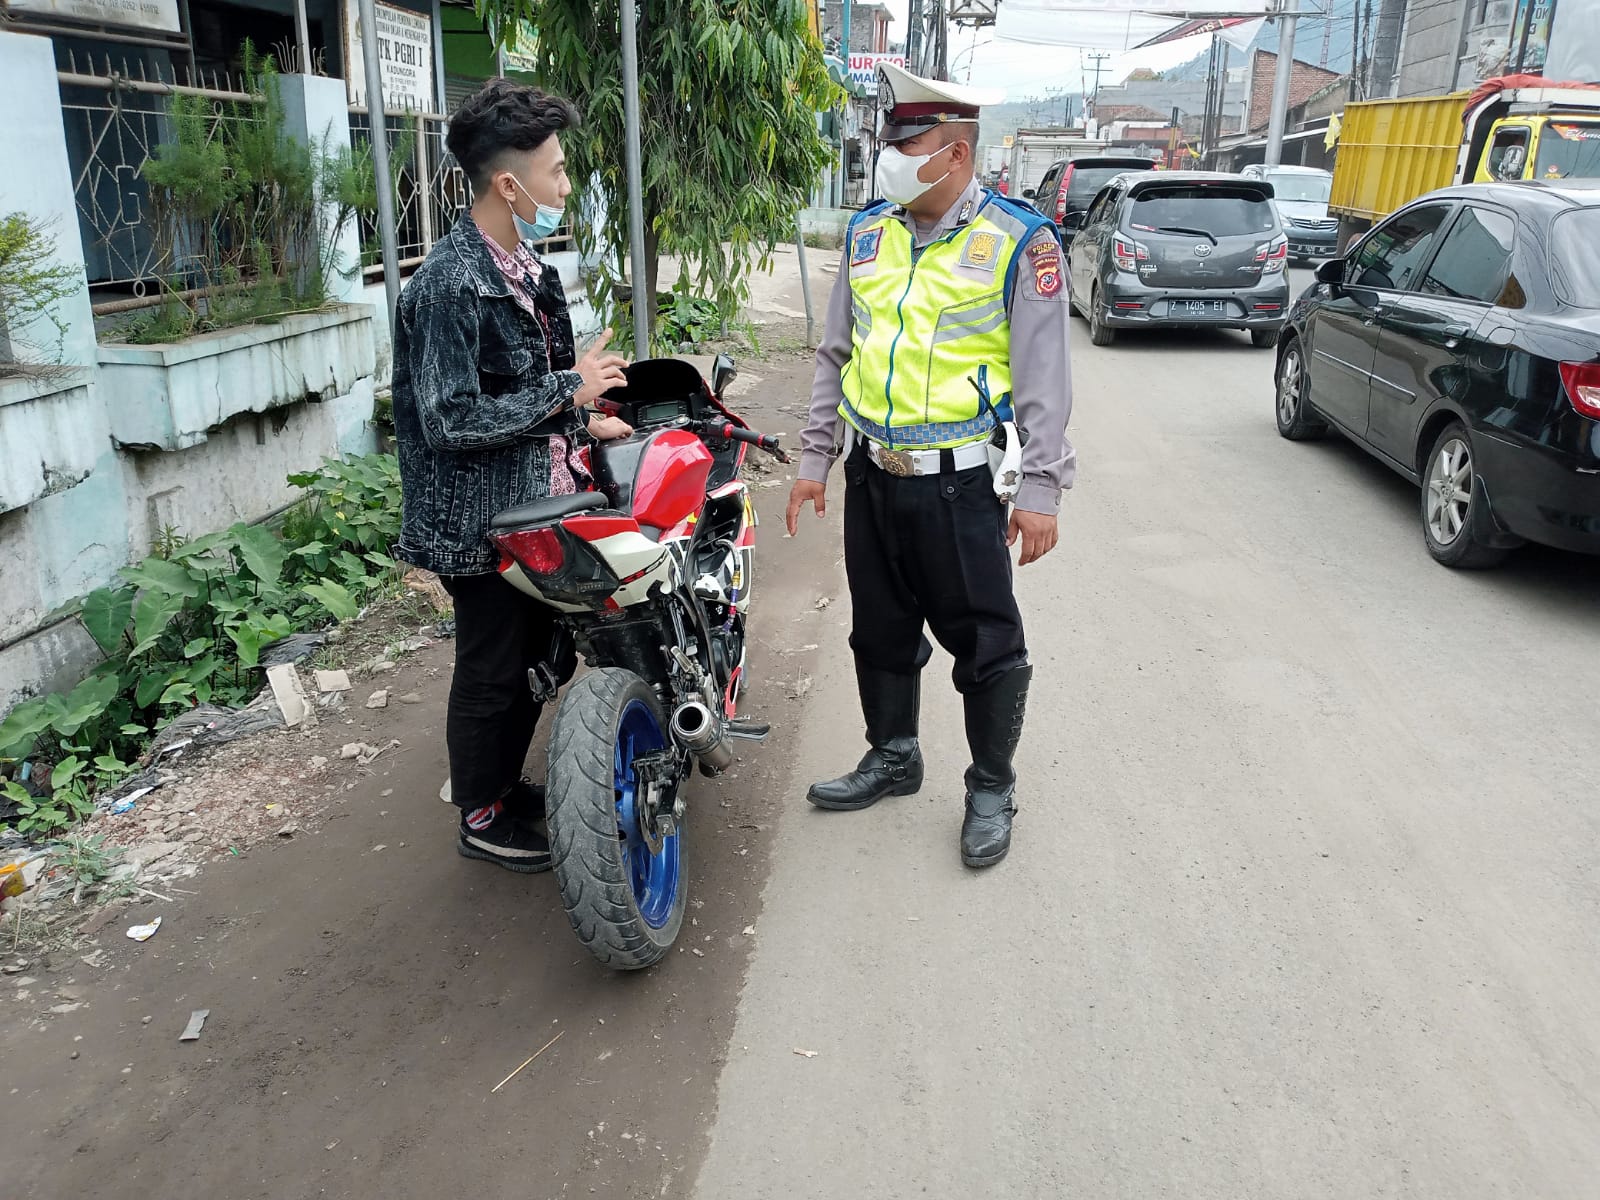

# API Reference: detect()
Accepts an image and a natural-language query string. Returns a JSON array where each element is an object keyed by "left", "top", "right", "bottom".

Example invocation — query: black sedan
[{"left": 1274, "top": 180, "right": 1600, "bottom": 567}]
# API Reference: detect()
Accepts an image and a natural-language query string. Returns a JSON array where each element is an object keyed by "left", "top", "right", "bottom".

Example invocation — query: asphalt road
[
  {"left": 695, "top": 267, "right": 1600, "bottom": 1199},
  {"left": 8, "top": 266, "right": 1600, "bottom": 1199}
]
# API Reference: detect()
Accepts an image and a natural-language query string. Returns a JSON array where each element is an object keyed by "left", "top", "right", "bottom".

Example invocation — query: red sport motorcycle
[{"left": 488, "top": 356, "right": 787, "bottom": 970}]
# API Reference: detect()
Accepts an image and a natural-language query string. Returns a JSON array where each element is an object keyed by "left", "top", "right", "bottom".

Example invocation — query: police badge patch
[
  {"left": 851, "top": 227, "right": 883, "bottom": 266},
  {"left": 1029, "top": 242, "right": 1063, "bottom": 298},
  {"left": 961, "top": 231, "right": 1000, "bottom": 270}
]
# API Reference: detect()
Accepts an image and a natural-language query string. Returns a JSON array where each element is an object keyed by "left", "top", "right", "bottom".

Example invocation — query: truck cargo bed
[{"left": 1330, "top": 92, "right": 1469, "bottom": 222}]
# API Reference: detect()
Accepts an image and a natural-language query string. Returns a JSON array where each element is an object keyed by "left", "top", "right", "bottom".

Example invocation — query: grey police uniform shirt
[{"left": 799, "top": 175, "right": 1076, "bottom": 516}]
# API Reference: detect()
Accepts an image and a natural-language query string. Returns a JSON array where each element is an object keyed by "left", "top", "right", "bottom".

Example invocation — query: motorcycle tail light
[
  {"left": 1559, "top": 361, "right": 1600, "bottom": 419},
  {"left": 1258, "top": 236, "right": 1289, "bottom": 274},
  {"left": 497, "top": 526, "right": 565, "bottom": 575}
]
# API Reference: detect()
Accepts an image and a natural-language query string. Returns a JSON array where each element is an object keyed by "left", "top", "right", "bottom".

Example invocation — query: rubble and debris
[
  {"left": 126, "top": 917, "right": 162, "bottom": 942},
  {"left": 179, "top": 1009, "right": 209, "bottom": 1042},
  {"left": 366, "top": 690, "right": 389, "bottom": 709},
  {"left": 314, "top": 669, "right": 352, "bottom": 694},
  {"left": 266, "top": 665, "right": 315, "bottom": 728},
  {"left": 403, "top": 568, "right": 453, "bottom": 612},
  {"left": 259, "top": 631, "right": 327, "bottom": 668},
  {"left": 792, "top": 1048, "right": 819, "bottom": 1058},
  {"left": 397, "top": 693, "right": 423, "bottom": 704}
]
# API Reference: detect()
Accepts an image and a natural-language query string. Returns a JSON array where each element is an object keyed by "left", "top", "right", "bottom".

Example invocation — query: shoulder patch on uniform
[
  {"left": 960, "top": 230, "right": 1001, "bottom": 270},
  {"left": 1030, "top": 243, "right": 1063, "bottom": 298},
  {"left": 851, "top": 227, "right": 883, "bottom": 266}
]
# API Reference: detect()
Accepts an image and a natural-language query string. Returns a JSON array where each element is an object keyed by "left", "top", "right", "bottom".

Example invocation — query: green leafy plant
[
  {"left": 48, "top": 832, "right": 124, "bottom": 905},
  {"left": 479, "top": 0, "right": 842, "bottom": 351},
  {"left": 132, "top": 45, "right": 378, "bottom": 343},
  {"left": 0, "top": 211, "right": 81, "bottom": 373},
  {"left": 0, "top": 453, "right": 403, "bottom": 839}
]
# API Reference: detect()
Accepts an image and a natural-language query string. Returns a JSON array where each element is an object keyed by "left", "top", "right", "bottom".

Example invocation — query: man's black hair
[{"left": 446, "top": 80, "right": 582, "bottom": 190}]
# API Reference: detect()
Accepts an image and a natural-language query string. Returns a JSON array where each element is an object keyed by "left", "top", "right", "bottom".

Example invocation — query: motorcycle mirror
[{"left": 712, "top": 353, "right": 738, "bottom": 399}]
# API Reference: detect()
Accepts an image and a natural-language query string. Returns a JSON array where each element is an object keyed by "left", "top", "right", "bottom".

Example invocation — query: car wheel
[
  {"left": 1420, "top": 422, "right": 1509, "bottom": 569},
  {"left": 1274, "top": 337, "right": 1326, "bottom": 441},
  {"left": 1088, "top": 285, "right": 1116, "bottom": 346},
  {"left": 1251, "top": 327, "right": 1280, "bottom": 349}
]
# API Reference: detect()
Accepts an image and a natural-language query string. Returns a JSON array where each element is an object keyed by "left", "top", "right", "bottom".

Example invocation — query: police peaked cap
[{"left": 876, "top": 60, "right": 1004, "bottom": 144}]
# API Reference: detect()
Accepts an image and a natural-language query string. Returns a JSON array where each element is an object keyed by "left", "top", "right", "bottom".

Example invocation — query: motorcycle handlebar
[{"left": 701, "top": 420, "right": 792, "bottom": 464}]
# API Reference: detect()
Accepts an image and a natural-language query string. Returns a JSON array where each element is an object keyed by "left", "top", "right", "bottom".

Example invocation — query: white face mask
[{"left": 876, "top": 141, "right": 955, "bottom": 206}]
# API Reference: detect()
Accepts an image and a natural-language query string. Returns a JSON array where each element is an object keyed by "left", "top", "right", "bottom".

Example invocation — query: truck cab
[{"left": 1474, "top": 115, "right": 1600, "bottom": 184}]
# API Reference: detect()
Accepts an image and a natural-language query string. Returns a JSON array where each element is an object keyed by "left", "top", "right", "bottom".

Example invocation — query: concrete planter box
[
  {"left": 0, "top": 369, "right": 98, "bottom": 514},
  {"left": 99, "top": 304, "right": 377, "bottom": 452}
]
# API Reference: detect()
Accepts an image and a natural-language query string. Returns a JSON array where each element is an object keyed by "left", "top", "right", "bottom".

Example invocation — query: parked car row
[{"left": 1274, "top": 178, "right": 1600, "bottom": 567}]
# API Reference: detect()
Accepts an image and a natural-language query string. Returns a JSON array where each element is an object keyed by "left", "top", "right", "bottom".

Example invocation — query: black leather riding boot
[
  {"left": 960, "top": 665, "right": 1031, "bottom": 867},
  {"left": 807, "top": 666, "right": 923, "bottom": 810}
]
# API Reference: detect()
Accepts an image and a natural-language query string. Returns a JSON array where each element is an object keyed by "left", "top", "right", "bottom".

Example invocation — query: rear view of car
[
  {"left": 1073, "top": 172, "right": 1290, "bottom": 347},
  {"left": 1031, "top": 155, "right": 1155, "bottom": 232}
]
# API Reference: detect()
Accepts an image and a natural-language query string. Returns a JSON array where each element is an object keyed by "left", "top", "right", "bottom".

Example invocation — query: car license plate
[{"left": 1173, "top": 299, "right": 1226, "bottom": 318}]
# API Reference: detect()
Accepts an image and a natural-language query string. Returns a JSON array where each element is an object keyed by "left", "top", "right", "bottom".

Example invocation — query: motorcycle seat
[{"left": 489, "top": 491, "right": 609, "bottom": 530}]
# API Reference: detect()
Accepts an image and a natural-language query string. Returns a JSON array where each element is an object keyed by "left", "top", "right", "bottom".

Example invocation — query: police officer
[{"left": 786, "top": 62, "right": 1075, "bottom": 869}]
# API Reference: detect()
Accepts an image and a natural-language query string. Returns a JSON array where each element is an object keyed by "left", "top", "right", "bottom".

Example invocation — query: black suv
[{"left": 1026, "top": 155, "right": 1157, "bottom": 232}]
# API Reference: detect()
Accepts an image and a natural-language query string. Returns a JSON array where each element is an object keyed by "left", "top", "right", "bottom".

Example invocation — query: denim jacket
[{"left": 391, "top": 213, "right": 585, "bottom": 575}]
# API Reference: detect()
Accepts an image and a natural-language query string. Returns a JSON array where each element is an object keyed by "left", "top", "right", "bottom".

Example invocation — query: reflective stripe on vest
[{"left": 839, "top": 197, "right": 1037, "bottom": 450}]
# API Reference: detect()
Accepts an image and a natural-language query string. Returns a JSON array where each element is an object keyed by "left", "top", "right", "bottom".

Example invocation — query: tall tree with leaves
[{"left": 477, "top": 0, "right": 841, "bottom": 350}]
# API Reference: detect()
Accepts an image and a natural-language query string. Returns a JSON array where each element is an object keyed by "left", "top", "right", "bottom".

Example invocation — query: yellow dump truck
[{"left": 1330, "top": 82, "right": 1600, "bottom": 247}]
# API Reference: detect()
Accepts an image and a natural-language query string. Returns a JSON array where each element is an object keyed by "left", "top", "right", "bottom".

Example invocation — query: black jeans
[
  {"left": 843, "top": 445, "right": 1028, "bottom": 694},
  {"left": 439, "top": 572, "right": 558, "bottom": 812}
]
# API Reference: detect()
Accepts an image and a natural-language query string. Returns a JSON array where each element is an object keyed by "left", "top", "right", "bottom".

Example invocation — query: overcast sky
[{"left": 871, "top": 1, "right": 1210, "bottom": 101}]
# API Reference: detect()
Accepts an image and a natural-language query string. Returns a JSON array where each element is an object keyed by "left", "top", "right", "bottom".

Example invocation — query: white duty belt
[{"left": 863, "top": 438, "right": 990, "bottom": 478}]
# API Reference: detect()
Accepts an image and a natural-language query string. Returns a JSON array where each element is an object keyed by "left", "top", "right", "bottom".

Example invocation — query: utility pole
[
  {"left": 620, "top": 0, "right": 649, "bottom": 352},
  {"left": 907, "top": 0, "right": 924, "bottom": 74},
  {"left": 839, "top": 0, "right": 852, "bottom": 206},
  {"left": 358, "top": 0, "right": 399, "bottom": 323},
  {"left": 1086, "top": 51, "right": 1111, "bottom": 131},
  {"left": 1263, "top": 0, "right": 1300, "bottom": 167}
]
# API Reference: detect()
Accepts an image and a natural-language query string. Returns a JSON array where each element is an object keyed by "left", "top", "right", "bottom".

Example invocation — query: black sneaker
[
  {"left": 457, "top": 810, "right": 553, "bottom": 874},
  {"left": 502, "top": 778, "right": 547, "bottom": 822}
]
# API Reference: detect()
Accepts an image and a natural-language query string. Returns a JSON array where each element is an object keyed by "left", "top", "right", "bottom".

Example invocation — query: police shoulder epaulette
[{"left": 847, "top": 199, "right": 894, "bottom": 232}]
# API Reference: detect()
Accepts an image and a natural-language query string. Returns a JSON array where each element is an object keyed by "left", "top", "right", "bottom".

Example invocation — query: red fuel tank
[{"left": 630, "top": 428, "right": 713, "bottom": 530}]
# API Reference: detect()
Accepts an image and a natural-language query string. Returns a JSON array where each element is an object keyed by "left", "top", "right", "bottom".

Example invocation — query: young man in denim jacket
[{"left": 391, "top": 81, "right": 632, "bottom": 871}]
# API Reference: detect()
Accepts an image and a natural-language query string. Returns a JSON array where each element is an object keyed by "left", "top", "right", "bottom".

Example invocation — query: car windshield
[
  {"left": 1548, "top": 208, "right": 1600, "bottom": 306},
  {"left": 1267, "top": 171, "right": 1331, "bottom": 203},
  {"left": 1127, "top": 186, "right": 1278, "bottom": 237},
  {"left": 1535, "top": 122, "right": 1600, "bottom": 180}
]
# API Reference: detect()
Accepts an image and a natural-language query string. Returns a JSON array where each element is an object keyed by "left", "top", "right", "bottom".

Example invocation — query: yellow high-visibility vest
[{"left": 840, "top": 192, "right": 1055, "bottom": 449}]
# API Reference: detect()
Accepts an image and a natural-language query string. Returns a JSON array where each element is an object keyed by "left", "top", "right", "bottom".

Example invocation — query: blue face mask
[{"left": 509, "top": 177, "right": 564, "bottom": 243}]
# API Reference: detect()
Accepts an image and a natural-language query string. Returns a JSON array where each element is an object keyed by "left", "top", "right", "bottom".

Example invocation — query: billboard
[
  {"left": 848, "top": 53, "right": 908, "bottom": 95},
  {"left": 345, "top": 0, "right": 436, "bottom": 113},
  {"left": 8, "top": 0, "right": 180, "bottom": 33}
]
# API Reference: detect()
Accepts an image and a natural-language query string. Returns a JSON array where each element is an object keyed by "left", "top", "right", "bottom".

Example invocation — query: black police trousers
[{"left": 842, "top": 443, "right": 1029, "bottom": 694}]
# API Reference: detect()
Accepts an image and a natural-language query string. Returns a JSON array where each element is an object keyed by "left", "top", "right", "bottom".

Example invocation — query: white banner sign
[
  {"left": 345, "top": 0, "right": 436, "bottom": 113},
  {"left": 1006, "top": 0, "right": 1271, "bottom": 11},
  {"left": 9, "top": 0, "right": 180, "bottom": 33},
  {"left": 848, "top": 53, "right": 907, "bottom": 95}
]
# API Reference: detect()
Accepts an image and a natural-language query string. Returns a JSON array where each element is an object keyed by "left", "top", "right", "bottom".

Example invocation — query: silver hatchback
[{"left": 1065, "top": 172, "right": 1291, "bottom": 348}]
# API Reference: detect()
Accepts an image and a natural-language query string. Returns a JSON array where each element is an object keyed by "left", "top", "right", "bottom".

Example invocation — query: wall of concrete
[
  {"left": 1395, "top": 0, "right": 1471, "bottom": 97},
  {"left": 0, "top": 33, "right": 381, "bottom": 712}
]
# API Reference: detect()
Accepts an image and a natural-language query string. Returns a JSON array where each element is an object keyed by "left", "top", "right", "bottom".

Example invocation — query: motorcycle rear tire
[{"left": 546, "top": 667, "right": 686, "bottom": 970}]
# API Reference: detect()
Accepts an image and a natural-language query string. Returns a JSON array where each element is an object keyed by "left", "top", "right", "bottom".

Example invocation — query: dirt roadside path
[{"left": 0, "top": 352, "right": 836, "bottom": 1200}]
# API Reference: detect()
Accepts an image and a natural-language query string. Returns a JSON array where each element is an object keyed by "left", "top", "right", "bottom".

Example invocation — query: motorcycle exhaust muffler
[{"left": 670, "top": 699, "right": 734, "bottom": 777}]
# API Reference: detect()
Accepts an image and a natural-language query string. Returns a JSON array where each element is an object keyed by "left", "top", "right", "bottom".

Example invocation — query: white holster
[{"left": 987, "top": 420, "right": 1023, "bottom": 505}]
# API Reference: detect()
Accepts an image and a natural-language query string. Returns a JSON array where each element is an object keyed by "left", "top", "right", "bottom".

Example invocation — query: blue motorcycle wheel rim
[{"left": 614, "top": 698, "right": 680, "bottom": 929}]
